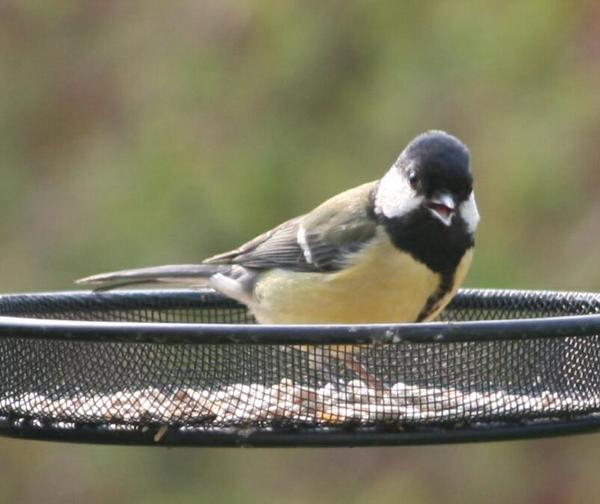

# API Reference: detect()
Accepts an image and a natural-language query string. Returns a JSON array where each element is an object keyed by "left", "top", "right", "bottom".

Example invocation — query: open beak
[{"left": 426, "top": 192, "right": 456, "bottom": 226}]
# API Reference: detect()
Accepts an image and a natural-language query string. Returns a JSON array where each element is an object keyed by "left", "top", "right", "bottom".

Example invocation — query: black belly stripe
[{"left": 416, "top": 272, "right": 454, "bottom": 322}]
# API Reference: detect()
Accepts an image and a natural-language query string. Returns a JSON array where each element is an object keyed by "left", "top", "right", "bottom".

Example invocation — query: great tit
[
  {"left": 78, "top": 130, "right": 479, "bottom": 389},
  {"left": 78, "top": 130, "right": 479, "bottom": 328}
]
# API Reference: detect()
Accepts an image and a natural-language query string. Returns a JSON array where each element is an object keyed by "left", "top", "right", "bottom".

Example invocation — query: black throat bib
[{"left": 381, "top": 207, "right": 474, "bottom": 321}]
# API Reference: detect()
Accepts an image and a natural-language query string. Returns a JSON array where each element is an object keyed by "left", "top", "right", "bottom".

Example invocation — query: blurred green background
[{"left": 1, "top": 1, "right": 600, "bottom": 502}]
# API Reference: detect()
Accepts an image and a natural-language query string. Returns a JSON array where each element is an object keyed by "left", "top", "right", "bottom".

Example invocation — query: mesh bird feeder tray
[{"left": 1, "top": 288, "right": 600, "bottom": 447}]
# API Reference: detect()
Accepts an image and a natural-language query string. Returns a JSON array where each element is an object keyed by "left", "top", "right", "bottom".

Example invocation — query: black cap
[{"left": 399, "top": 131, "right": 472, "bottom": 201}]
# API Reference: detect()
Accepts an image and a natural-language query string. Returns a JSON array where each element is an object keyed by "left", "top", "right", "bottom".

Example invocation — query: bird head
[{"left": 375, "top": 130, "right": 479, "bottom": 233}]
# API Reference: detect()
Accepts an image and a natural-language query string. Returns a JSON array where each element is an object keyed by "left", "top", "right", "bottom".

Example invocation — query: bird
[{"left": 78, "top": 130, "right": 480, "bottom": 388}]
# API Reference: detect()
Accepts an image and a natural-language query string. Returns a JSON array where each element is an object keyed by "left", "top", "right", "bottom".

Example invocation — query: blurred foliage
[{"left": 1, "top": 0, "right": 600, "bottom": 502}]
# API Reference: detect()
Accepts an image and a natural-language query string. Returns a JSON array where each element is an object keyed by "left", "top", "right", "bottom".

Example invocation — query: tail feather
[{"left": 76, "top": 264, "right": 229, "bottom": 291}]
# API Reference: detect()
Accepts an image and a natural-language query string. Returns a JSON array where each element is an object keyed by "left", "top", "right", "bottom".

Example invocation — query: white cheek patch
[
  {"left": 375, "top": 166, "right": 423, "bottom": 219},
  {"left": 460, "top": 192, "right": 480, "bottom": 234}
]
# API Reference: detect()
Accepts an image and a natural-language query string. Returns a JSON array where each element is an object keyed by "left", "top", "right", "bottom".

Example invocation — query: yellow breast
[{"left": 252, "top": 229, "right": 473, "bottom": 324}]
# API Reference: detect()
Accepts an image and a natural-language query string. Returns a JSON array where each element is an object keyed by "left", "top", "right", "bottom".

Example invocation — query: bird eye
[{"left": 408, "top": 171, "right": 418, "bottom": 189}]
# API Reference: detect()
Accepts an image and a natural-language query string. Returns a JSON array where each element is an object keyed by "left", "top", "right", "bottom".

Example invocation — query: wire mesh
[{"left": 0, "top": 288, "right": 600, "bottom": 445}]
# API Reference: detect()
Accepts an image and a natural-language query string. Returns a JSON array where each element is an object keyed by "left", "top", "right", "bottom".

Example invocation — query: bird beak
[{"left": 426, "top": 192, "right": 456, "bottom": 226}]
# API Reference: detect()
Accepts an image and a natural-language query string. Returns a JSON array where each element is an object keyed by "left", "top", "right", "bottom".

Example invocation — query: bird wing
[
  {"left": 204, "top": 181, "right": 379, "bottom": 272},
  {"left": 204, "top": 216, "right": 307, "bottom": 269}
]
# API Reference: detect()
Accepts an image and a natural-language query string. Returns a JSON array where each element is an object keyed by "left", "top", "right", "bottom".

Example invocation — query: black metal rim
[
  {"left": 2, "top": 414, "right": 600, "bottom": 447},
  {"left": 0, "top": 288, "right": 599, "bottom": 345},
  {"left": 2, "top": 288, "right": 600, "bottom": 446}
]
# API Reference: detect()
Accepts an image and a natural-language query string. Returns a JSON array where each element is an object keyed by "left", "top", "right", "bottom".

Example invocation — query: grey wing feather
[
  {"left": 204, "top": 217, "right": 309, "bottom": 270},
  {"left": 204, "top": 181, "right": 379, "bottom": 272},
  {"left": 303, "top": 214, "right": 378, "bottom": 271}
]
